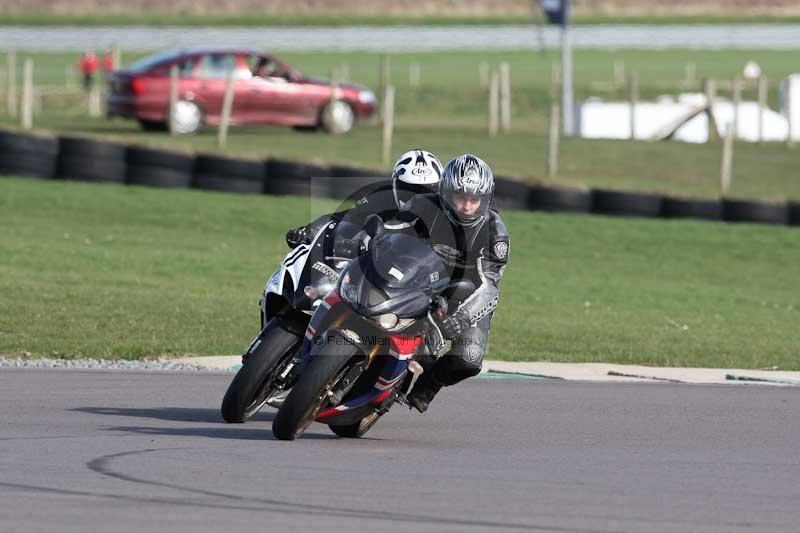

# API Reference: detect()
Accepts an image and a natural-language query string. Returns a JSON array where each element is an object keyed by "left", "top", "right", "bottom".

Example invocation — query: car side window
[
  {"left": 177, "top": 58, "right": 196, "bottom": 77},
  {"left": 197, "top": 54, "right": 236, "bottom": 80},
  {"left": 152, "top": 57, "right": 195, "bottom": 77},
  {"left": 250, "top": 56, "right": 282, "bottom": 79}
]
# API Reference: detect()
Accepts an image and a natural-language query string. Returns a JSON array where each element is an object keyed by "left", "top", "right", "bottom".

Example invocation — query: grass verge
[{"left": 1, "top": 176, "right": 798, "bottom": 368}]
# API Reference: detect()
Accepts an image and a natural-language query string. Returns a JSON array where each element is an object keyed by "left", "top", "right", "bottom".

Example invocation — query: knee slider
[{"left": 435, "top": 355, "right": 482, "bottom": 386}]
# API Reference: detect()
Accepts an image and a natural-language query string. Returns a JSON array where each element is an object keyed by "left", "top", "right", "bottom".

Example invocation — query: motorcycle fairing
[{"left": 315, "top": 334, "right": 424, "bottom": 423}]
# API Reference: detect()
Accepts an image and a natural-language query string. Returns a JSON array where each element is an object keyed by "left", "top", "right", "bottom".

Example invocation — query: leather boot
[{"left": 406, "top": 371, "right": 443, "bottom": 413}]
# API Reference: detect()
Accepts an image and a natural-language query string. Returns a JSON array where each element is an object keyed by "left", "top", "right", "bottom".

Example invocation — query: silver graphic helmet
[{"left": 439, "top": 154, "right": 495, "bottom": 227}]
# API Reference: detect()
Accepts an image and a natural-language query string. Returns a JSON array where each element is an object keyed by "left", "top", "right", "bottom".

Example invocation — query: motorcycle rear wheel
[
  {"left": 272, "top": 336, "right": 360, "bottom": 440},
  {"left": 220, "top": 324, "right": 299, "bottom": 423}
]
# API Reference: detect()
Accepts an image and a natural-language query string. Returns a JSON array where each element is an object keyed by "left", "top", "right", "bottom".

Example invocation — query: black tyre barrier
[
  {"left": 330, "top": 165, "right": 383, "bottom": 179},
  {"left": 591, "top": 189, "right": 662, "bottom": 218},
  {"left": 127, "top": 165, "right": 195, "bottom": 189},
  {"left": 789, "top": 202, "right": 800, "bottom": 227},
  {"left": 327, "top": 177, "right": 383, "bottom": 203},
  {"left": 127, "top": 146, "right": 194, "bottom": 170},
  {"left": 126, "top": 147, "right": 194, "bottom": 188},
  {"left": 0, "top": 130, "right": 59, "bottom": 154},
  {"left": 57, "top": 137, "right": 127, "bottom": 183},
  {"left": 493, "top": 177, "right": 533, "bottom": 210},
  {"left": 58, "top": 155, "right": 127, "bottom": 183},
  {"left": 265, "top": 159, "right": 331, "bottom": 196},
  {"left": 2, "top": 130, "right": 797, "bottom": 229},
  {"left": 59, "top": 136, "right": 127, "bottom": 160},
  {"left": 660, "top": 197, "right": 723, "bottom": 221},
  {"left": 721, "top": 199, "right": 789, "bottom": 226},
  {"left": 0, "top": 154, "right": 58, "bottom": 180},
  {"left": 328, "top": 165, "right": 383, "bottom": 201},
  {"left": 529, "top": 185, "right": 592, "bottom": 213},
  {"left": 192, "top": 154, "right": 266, "bottom": 194},
  {"left": 0, "top": 131, "right": 58, "bottom": 179}
]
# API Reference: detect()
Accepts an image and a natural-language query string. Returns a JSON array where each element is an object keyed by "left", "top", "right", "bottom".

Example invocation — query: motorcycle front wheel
[
  {"left": 220, "top": 323, "right": 299, "bottom": 423},
  {"left": 272, "top": 335, "right": 360, "bottom": 440}
]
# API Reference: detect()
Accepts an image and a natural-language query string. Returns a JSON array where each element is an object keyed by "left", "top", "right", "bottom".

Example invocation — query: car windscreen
[{"left": 127, "top": 51, "right": 185, "bottom": 73}]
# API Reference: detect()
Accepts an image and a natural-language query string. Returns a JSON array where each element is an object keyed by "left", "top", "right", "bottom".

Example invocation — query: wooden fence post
[
  {"left": 721, "top": 123, "right": 734, "bottom": 194},
  {"left": 500, "top": 61, "right": 511, "bottom": 133},
  {"left": 628, "top": 71, "right": 638, "bottom": 140},
  {"left": 757, "top": 75, "right": 767, "bottom": 142},
  {"left": 21, "top": 58, "right": 33, "bottom": 129},
  {"left": 218, "top": 67, "right": 235, "bottom": 148},
  {"left": 551, "top": 61, "right": 560, "bottom": 104},
  {"left": 88, "top": 84, "right": 101, "bottom": 117},
  {"left": 547, "top": 102, "right": 560, "bottom": 178},
  {"left": 168, "top": 64, "right": 179, "bottom": 135},
  {"left": 703, "top": 78, "right": 719, "bottom": 143},
  {"left": 7, "top": 51, "right": 16, "bottom": 118},
  {"left": 787, "top": 78, "right": 795, "bottom": 148},
  {"left": 488, "top": 69, "right": 499, "bottom": 137},
  {"left": 329, "top": 67, "right": 340, "bottom": 101},
  {"left": 732, "top": 75, "right": 742, "bottom": 140},
  {"left": 381, "top": 85, "right": 395, "bottom": 166}
]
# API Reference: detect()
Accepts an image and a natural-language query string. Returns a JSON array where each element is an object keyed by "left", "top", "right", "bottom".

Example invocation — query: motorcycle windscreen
[
  {"left": 369, "top": 233, "right": 449, "bottom": 291},
  {"left": 339, "top": 234, "right": 449, "bottom": 318},
  {"left": 290, "top": 220, "right": 363, "bottom": 308}
]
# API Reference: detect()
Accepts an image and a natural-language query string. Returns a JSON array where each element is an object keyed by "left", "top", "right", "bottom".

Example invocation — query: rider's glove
[
  {"left": 435, "top": 312, "right": 469, "bottom": 340},
  {"left": 334, "top": 238, "right": 362, "bottom": 258},
  {"left": 285, "top": 226, "right": 308, "bottom": 249}
]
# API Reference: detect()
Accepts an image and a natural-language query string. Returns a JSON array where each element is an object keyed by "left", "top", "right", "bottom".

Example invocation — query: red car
[{"left": 106, "top": 49, "right": 376, "bottom": 134}]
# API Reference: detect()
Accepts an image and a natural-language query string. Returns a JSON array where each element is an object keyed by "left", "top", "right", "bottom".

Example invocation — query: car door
[
  {"left": 245, "top": 54, "right": 311, "bottom": 125},
  {"left": 192, "top": 53, "right": 238, "bottom": 124}
]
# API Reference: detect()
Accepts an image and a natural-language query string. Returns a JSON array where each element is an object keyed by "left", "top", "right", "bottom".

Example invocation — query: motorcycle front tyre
[
  {"left": 220, "top": 324, "right": 299, "bottom": 423},
  {"left": 272, "top": 335, "right": 359, "bottom": 440}
]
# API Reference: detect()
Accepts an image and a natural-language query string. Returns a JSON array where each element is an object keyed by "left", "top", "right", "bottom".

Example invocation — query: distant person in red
[
  {"left": 78, "top": 51, "right": 99, "bottom": 91},
  {"left": 102, "top": 50, "right": 115, "bottom": 76}
]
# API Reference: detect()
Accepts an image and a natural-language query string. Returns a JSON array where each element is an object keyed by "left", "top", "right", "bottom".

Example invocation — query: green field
[
  {"left": 3, "top": 48, "right": 799, "bottom": 201},
  {"left": 1, "top": 176, "right": 798, "bottom": 368}
]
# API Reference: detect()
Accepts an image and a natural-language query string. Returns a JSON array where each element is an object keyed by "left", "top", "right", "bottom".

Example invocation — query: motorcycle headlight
[
  {"left": 376, "top": 313, "right": 399, "bottom": 330},
  {"left": 373, "top": 314, "right": 415, "bottom": 332},
  {"left": 340, "top": 273, "right": 359, "bottom": 305},
  {"left": 303, "top": 285, "right": 320, "bottom": 300},
  {"left": 358, "top": 90, "right": 376, "bottom": 105}
]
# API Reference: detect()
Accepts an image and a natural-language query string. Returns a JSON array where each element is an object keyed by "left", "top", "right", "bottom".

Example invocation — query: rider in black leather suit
[{"left": 383, "top": 154, "right": 510, "bottom": 413}]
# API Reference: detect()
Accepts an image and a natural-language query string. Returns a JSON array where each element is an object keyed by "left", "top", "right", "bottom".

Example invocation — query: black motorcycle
[{"left": 272, "top": 228, "right": 473, "bottom": 440}]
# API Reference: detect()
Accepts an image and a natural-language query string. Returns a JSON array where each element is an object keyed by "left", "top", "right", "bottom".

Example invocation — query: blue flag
[{"left": 540, "top": 0, "right": 569, "bottom": 26}]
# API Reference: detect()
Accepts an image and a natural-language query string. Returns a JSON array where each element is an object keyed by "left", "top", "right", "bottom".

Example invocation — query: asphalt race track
[{"left": 1, "top": 368, "right": 799, "bottom": 532}]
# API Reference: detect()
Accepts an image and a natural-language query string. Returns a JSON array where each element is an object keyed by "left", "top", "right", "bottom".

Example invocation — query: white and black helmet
[
  {"left": 391, "top": 149, "right": 443, "bottom": 209},
  {"left": 439, "top": 154, "right": 495, "bottom": 227}
]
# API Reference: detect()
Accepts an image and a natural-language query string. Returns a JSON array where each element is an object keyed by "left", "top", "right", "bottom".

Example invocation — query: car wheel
[
  {"left": 320, "top": 100, "right": 354, "bottom": 134},
  {"left": 170, "top": 100, "right": 203, "bottom": 135}
]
